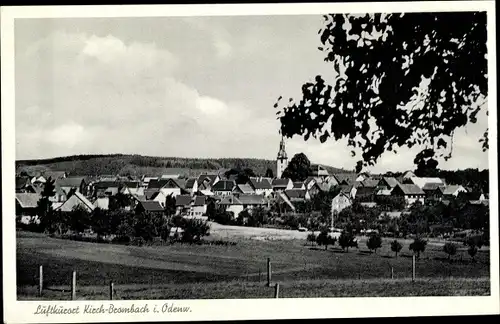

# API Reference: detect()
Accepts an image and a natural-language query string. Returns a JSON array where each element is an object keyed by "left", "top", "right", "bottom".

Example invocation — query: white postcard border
[{"left": 2, "top": 1, "right": 499, "bottom": 323}]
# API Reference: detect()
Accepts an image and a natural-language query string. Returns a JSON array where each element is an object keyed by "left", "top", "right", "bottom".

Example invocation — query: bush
[
  {"left": 307, "top": 232, "right": 317, "bottom": 246},
  {"left": 366, "top": 234, "right": 383, "bottom": 253},
  {"left": 443, "top": 242, "right": 458, "bottom": 260},
  {"left": 468, "top": 244, "right": 478, "bottom": 262},
  {"left": 131, "top": 237, "right": 146, "bottom": 246},
  {"left": 181, "top": 218, "right": 210, "bottom": 243},
  {"left": 390, "top": 240, "right": 403, "bottom": 257}
]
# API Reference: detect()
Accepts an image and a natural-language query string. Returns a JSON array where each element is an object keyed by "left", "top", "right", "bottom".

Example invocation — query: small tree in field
[
  {"left": 390, "top": 240, "right": 403, "bottom": 258},
  {"left": 443, "top": 242, "right": 458, "bottom": 261},
  {"left": 468, "top": 244, "right": 478, "bottom": 262},
  {"left": 307, "top": 232, "right": 317, "bottom": 246},
  {"left": 366, "top": 234, "right": 383, "bottom": 254},
  {"left": 338, "top": 231, "right": 357, "bottom": 252},
  {"left": 409, "top": 237, "right": 428, "bottom": 259},
  {"left": 316, "top": 230, "right": 336, "bottom": 250}
]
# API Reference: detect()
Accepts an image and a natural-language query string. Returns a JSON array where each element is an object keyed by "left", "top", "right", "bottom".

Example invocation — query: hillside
[{"left": 16, "top": 154, "right": 350, "bottom": 178}]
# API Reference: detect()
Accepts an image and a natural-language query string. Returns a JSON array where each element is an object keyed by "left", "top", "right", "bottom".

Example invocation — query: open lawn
[{"left": 16, "top": 229, "right": 490, "bottom": 299}]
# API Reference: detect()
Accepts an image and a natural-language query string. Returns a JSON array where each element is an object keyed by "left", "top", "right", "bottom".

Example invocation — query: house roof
[
  {"left": 457, "top": 191, "right": 483, "bottom": 200},
  {"left": 57, "top": 191, "right": 95, "bottom": 212},
  {"left": 175, "top": 194, "right": 192, "bottom": 207},
  {"left": 304, "top": 177, "right": 316, "bottom": 186},
  {"left": 93, "top": 181, "right": 121, "bottom": 189},
  {"left": 147, "top": 179, "right": 170, "bottom": 189},
  {"left": 56, "top": 177, "right": 85, "bottom": 188},
  {"left": 138, "top": 200, "right": 164, "bottom": 212},
  {"left": 292, "top": 181, "right": 305, "bottom": 189},
  {"left": 15, "top": 193, "right": 41, "bottom": 208},
  {"left": 381, "top": 177, "right": 399, "bottom": 188},
  {"left": 212, "top": 180, "right": 236, "bottom": 191},
  {"left": 16, "top": 177, "right": 31, "bottom": 190},
  {"left": 161, "top": 174, "right": 180, "bottom": 179},
  {"left": 272, "top": 178, "right": 291, "bottom": 187},
  {"left": 355, "top": 186, "right": 377, "bottom": 197},
  {"left": 376, "top": 188, "right": 393, "bottom": 196},
  {"left": 422, "top": 182, "right": 444, "bottom": 191},
  {"left": 396, "top": 184, "right": 426, "bottom": 195},
  {"left": 333, "top": 172, "right": 357, "bottom": 185},
  {"left": 339, "top": 184, "right": 352, "bottom": 194},
  {"left": 197, "top": 174, "right": 219, "bottom": 186},
  {"left": 193, "top": 196, "right": 206, "bottom": 206},
  {"left": 284, "top": 189, "right": 307, "bottom": 200},
  {"left": 468, "top": 199, "right": 489, "bottom": 207},
  {"left": 277, "top": 192, "right": 296, "bottom": 211},
  {"left": 310, "top": 164, "right": 330, "bottom": 177},
  {"left": 361, "top": 179, "right": 379, "bottom": 188},
  {"left": 317, "top": 183, "right": 330, "bottom": 192},
  {"left": 185, "top": 178, "right": 197, "bottom": 189},
  {"left": 235, "top": 184, "right": 255, "bottom": 194},
  {"left": 409, "top": 177, "right": 445, "bottom": 189},
  {"left": 122, "top": 181, "right": 140, "bottom": 189},
  {"left": 248, "top": 177, "right": 273, "bottom": 190},
  {"left": 237, "top": 194, "right": 267, "bottom": 205},
  {"left": 144, "top": 188, "right": 160, "bottom": 200},
  {"left": 441, "top": 185, "right": 466, "bottom": 195},
  {"left": 218, "top": 195, "right": 242, "bottom": 205}
]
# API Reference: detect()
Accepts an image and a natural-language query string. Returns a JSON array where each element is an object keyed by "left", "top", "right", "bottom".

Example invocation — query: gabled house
[
  {"left": 353, "top": 186, "right": 377, "bottom": 201},
  {"left": 248, "top": 177, "right": 273, "bottom": 197},
  {"left": 271, "top": 178, "right": 293, "bottom": 192},
  {"left": 43, "top": 171, "right": 68, "bottom": 181},
  {"left": 92, "top": 181, "right": 120, "bottom": 197},
  {"left": 135, "top": 200, "right": 165, "bottom": 215},
  {"left": 190, "top": 196, "right": 207, "bottom": 217},
  {"left": 16, "top": 176, "right": 36, "bottom": 193},
  {"left": 284, "top": 189, "right": 311, "bottom": 202},
  {"left": 141, "top": 176, "right": 159, "bottom": 188},
  {"left": 331, "top": 191, "right": 352, "bottom": 218},
  {"left": 391, "top": 184, "right": 426, "bottom": 206},
  {"left": 422, "top": 182, "right": 445, "bottom": 201},
  {"left": 377, "top": 177, "right": 399, "bottom": 190},
  {"left": 56, "top": 191, "right": 95, "bottom": 213},
  {"left": 57, "top": 177, "right": 88, "bottom": 196},
  {"left": 441, "top": 185, "right": 468, "bottom": 199},
  {"left": 407, "top": 177, "right": 445, "bottom": 189},
  {"left": 292, "top": 181, "right": 306, "bottom": 190},
  {"left": 185, "top": 178, "right": 199, "bottom": 195},
  {"left": 233, "top": 184, "right": 255, "bottom": 195},
  {"left": 217, "top": 195, "right": 243, "bottom": 219},
  {"left": 197, "top": 174, "right": 220, "bottom": 191},
  {"left": 212, "top": 180, "right": 236, "bottom": 196},
  {"left": 304, "top": 177, "right": 317, "bottom": 190},
  {"left": 120, "top": 181, "right": 145, "bottom": 197},
  {"left": 333, "top": 173, "right": 358, "bottom": 186},
  {"left": 15, "top": 193, "right": 41, "bottom": 221},
  {"left": 236, "top": 194, "right": 269, "bottom": 210},
  {"left": 148, "top": 178, "right": 186, "bottom": 197},
  {"left": 175, "top": 194, "right": 193, "bottom": 215},
  {"left": 310, "top": 164, "right": 330, "bottom": 180}
]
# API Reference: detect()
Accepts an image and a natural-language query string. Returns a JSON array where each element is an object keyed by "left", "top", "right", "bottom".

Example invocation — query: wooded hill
[{"left": 16, "top": 154, "right": 350, "bottom": 178}]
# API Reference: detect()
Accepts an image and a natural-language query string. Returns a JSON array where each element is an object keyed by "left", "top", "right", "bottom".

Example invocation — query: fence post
[
  {"left": 412, "top": 255, "right": 416, "bottom": 282},
  {"left": 38, "top": 265, "right": 43, "bottom": 297},
  {"left": 267, "top": 258, "right": 272, "bottom": 287},
  {"left": 71, "top": 271, "right": 77, "bottom": 300},
  {"left": 109, "top": 281, "right": 114, "bottom": 300},
  {"left": 274, "top": 283, "right": 280, "bottom": 298},
  {"left": 391, "top": 267, "right": 394, "bottom": 280}
]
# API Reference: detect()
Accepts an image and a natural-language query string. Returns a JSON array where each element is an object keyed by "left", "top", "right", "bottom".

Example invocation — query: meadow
[{"left": 16, "top": 228, "right": 490, "bottom": 300}]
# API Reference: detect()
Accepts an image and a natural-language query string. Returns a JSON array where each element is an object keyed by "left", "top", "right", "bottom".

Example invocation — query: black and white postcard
[{"left": 1, "top": 1, "right": 499, "bottom": 323}]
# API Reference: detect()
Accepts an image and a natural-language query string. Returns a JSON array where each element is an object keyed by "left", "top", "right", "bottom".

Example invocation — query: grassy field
[{"left": 16, "top": 230, "right": 490, "bottom": 299}]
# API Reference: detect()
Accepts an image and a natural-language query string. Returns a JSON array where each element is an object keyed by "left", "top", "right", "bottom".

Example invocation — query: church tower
[{"left": 277, "top": 136, "right": 288, "bottom": 178}]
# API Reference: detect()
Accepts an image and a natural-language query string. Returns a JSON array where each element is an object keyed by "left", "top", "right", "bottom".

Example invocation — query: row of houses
[{"left": 15, "top": 167, "right": 489, "bottom": 224}]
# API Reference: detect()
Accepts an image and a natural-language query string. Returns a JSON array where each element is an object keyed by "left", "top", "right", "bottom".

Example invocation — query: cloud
[{"left": 15, "top": 30, "right": 275, "bottom": 161}]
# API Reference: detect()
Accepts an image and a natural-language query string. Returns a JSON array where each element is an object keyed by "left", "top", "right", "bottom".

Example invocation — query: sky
[{"left": 14, "top": 15, "right": 490, "bottom": 173}]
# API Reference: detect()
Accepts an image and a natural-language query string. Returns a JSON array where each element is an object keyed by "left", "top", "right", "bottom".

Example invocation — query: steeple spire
[{"left": 277, "top": 136, "right": 287, "bottom": 160}]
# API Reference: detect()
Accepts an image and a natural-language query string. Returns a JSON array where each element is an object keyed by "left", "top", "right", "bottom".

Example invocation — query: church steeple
[
  {"left": 277, "top": 136, "right": 287, "bottom": 160},
  {"left": 276, "top": 136, "right": 288, "bottom": 178}
]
